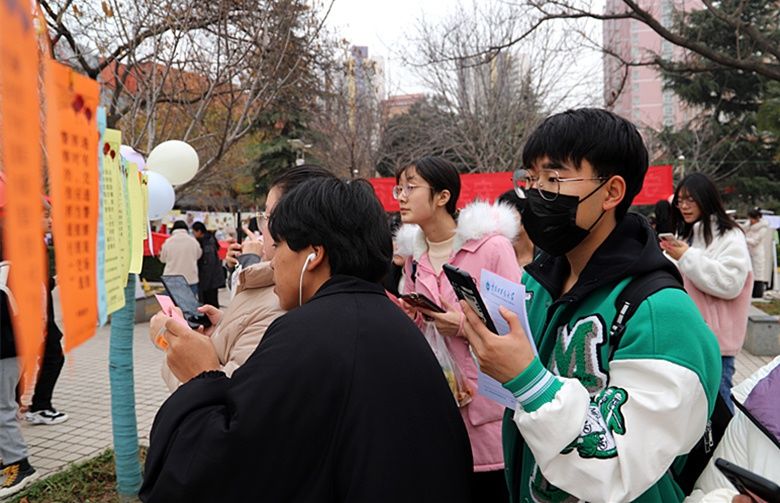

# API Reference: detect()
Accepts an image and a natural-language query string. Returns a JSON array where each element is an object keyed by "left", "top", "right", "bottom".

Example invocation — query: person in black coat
[
  {"left": 141, "top": 177, "right": 474, "bottom": 503},
  {"left": 192, "top": 221, "right": 225, "bottom": 307}
]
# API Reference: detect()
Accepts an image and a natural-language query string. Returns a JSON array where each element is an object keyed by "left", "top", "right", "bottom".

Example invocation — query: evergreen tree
[{"left": 659, "top": 0, "right": 780, "bottom": 208}]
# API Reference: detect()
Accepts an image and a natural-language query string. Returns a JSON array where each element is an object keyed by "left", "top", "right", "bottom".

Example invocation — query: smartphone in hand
[
  {"left": 442, "top": 264, "right": 498, "bottom": 333},
  {"left": 658, "top": 233, "right": 676, "bottom": 242},
  {"left": 715, "top": 458, "right": 780, "bottom": 503},
  {"left": 400, "top": 293, "right": 445, "bottom": 313},
  {"left": 160, "top": 275, "right": 212, "bottom": 329}
]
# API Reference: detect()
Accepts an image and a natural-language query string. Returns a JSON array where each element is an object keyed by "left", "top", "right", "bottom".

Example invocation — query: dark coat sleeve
[{"left": 139, "top": 313, "right": 353, "bottom": 503}]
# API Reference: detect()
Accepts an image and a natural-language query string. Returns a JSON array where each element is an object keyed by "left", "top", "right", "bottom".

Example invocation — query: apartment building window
[{"left": 661, "top": 0, "right": 673, "bottom": 26}]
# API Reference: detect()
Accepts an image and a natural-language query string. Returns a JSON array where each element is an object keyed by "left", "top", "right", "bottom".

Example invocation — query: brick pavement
[{"left": 13, "top": 289, "right": 777, "bottom": 481}]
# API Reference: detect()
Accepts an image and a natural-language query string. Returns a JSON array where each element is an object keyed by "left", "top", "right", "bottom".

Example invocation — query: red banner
[
  {"left": 370, "top": 172, "right": 514, "bottom": 212},
  {"left": 371, "top": 165, "right": 673, "bottom": 211},
  {"left": 633, "top": 165, "right": 674, "bottom": 206},
  {"left": 143, "top": 232, "right": 230, "bottom": 260}
]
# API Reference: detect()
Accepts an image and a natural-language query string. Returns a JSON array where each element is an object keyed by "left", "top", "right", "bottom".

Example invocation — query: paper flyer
[
  {"left": 127, "top": 165, "right": 145, "bottom": 274},
  {"left": 0, "top": 0, "right": 46, "bottom": 385},
  {"left": 102, "top": 128, "right": 127, "bottom": 314},
  {"left": 476, "top": 269, "right": 538, "bottom": 410},
  {"left": 44, "top": 59, "right": 100, "bottom": 351},
  {"left": 95, "top": 108, "right": 108, "bottom": 325}
]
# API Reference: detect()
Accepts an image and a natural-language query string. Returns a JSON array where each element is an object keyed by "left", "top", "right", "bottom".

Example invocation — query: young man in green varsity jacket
[{"left": 461, "top": 108, "right": 721, "bottom": 502}]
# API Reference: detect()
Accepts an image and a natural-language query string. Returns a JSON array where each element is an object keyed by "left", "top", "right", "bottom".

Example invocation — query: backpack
[{"left": 609, "top": 269, "right": 733, "bottom": 495}]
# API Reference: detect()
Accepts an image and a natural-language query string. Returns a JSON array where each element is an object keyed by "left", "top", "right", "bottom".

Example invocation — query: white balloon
[
  {"left": 146, "top": 140, "right": 199, "bottom": 185},
  {"left": 146, "top": 171, "right": 175, "bottom": 220}
]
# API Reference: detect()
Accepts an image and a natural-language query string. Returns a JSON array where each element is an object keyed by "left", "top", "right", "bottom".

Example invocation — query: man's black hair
[
  {"left": 270, "top": 164, "right": 336, "bottom": 194},
  {"left": 653, "top": 199, "right": 673, "bottom": 234},
  {"left": 748, "top": 208, "right": 763, "bottom": 220},
  {"left": 395, "top": 156, "right": 461, "bottom": 217},
  {"left": 172, "top": 220, "right": 189, "bottom": 231},
  {"left": 522, "top": 108, "right": 649, "bottom": 219},
  {"left": 191, "top": 221, "right": 207, "bottom": 234},
  {"left": 269, "top": 178, "right": 393, "bottom": 283}
]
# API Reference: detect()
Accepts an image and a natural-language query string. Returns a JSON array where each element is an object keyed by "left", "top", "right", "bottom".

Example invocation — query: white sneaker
[{"left": 25, "top": 409, "right": 69, "bottom": 425}]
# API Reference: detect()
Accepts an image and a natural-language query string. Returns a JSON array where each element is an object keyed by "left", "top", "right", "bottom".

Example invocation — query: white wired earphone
[{"left": 298, "top": 252, "right": 316, "bottom": 306}]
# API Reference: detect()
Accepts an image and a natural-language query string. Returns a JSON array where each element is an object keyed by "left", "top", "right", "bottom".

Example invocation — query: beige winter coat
[
  {"left": 159, "top": 229, "right": 202, "bottom": 285},
  {"left": 745, "top": 219, "right": 774, "bottom": 283},
  {"left": 162, "top": 261, "right": 284, "bottom": 391}
]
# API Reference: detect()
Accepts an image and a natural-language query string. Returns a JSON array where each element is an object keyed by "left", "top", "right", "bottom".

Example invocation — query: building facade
[{"left": 603, "top": 0, "right": 701, "bottom": 130}]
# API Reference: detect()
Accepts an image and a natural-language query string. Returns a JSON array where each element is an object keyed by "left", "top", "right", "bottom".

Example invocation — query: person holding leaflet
[{"left": 460, "top": 109, "right": 721, "bottom": 502}]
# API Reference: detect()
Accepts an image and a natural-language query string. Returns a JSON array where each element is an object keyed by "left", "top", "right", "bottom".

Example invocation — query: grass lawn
[
  {"left": 9, "top": 448, "right": 146, "bottom": 503},
  {"left": 754, "top": 299, "right": 780, "bottom": 316}
]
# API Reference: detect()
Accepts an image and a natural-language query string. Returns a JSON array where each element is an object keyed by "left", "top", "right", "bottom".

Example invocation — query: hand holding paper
[
  {"left": 163, "top": 319, "right": 221, "bottom": 383},
  {"left": 460, "top": 303, "right": 536, "bottom": 384}
]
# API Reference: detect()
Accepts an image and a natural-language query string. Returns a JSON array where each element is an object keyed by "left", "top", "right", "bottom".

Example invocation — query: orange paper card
[
  {"left": 0, "top": 0, "right": 46, "bottom": 385},
  {"left": 44, "top": 60, "right": 100, "bottom": 351}
]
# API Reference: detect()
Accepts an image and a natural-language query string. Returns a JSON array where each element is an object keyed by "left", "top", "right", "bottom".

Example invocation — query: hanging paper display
[{"left": 44, "top": 59, "right": 100, "bottom": 351}]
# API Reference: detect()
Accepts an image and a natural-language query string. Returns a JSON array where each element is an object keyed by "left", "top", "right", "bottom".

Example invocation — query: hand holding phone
[
  {"left": 160, "top": 275, "right": 212, "bottom": 329},
  {"left": 442, "top": 264, "right": 498, "bottom": 333},
  {"left": 715, "top": 458, "right": 780, "bottom": 503},
  {"left": 658, "top": 233, "right": 676, "bottom": 241},
  {"left": 400, "top": 293, "right": 445, "bottom": 313}
]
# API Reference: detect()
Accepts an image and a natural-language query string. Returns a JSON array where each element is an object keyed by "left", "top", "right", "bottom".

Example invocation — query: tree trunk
[{"left": 109, "top": 275, "right": 142, "bottom": 496}]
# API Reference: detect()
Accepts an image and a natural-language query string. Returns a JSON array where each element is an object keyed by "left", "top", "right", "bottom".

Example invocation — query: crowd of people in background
[{"left": 2, "top": 107, "right": 779, "bottom": 501}]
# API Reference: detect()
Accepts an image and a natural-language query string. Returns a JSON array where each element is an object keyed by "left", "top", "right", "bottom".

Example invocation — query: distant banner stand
[
  {"left": 143, "top": 232, "right": 230, "bottom": 261},
  {"left": 369, "top": 165, "right": 675, "bottom": 212}
]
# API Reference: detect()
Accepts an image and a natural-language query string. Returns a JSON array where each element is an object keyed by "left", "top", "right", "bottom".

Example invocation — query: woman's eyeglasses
[
  {"left": 392, "top": 184, "right": 432, "bottom": 200},
  {"left": 675, "top": 196, "right": 697, "bottom": 208}
]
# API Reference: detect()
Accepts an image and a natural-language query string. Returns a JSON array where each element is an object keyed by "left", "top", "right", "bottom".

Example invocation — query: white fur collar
[{"left": 395, "top": 201, "right": 519, "bottom": 261}]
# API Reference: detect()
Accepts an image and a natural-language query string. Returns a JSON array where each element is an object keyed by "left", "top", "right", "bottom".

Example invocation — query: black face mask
[{"left": 520, "top": 184, "right": 607, "bottom": 257}]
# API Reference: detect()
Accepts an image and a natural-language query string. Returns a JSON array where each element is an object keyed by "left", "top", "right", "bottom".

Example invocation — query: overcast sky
[{"left": 324, "top": 0, "right": 605, "bottom": 109}]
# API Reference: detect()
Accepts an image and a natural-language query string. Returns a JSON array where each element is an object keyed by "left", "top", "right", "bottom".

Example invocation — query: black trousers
[
  {"left": 199, "top": 288, "right": 220, "bottom": 308},
  {"left": 752, "top": 280, "right": 767, "bottom": 298},
  {"left": 29, "top": 282, "right": 65, "bottom": 412},
  {"left": 471, "top": 470, "right": 509, "bottom": 503}
]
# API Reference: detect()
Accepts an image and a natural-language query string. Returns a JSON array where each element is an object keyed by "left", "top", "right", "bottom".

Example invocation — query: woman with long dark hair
[{"left": 660, "top": 173, "right": 752, "bottom": 411}]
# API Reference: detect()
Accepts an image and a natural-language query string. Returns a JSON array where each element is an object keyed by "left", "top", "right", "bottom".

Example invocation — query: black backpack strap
[{"left": 609, "top": 270, "right": 684, "bottom": 356}]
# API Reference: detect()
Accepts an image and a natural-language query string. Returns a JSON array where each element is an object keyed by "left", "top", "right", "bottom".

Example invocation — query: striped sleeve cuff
[{"left": 502, "top": 357, "right": 562, "bottom": 412}]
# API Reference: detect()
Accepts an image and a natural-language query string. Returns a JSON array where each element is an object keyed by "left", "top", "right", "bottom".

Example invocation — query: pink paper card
[{"left": 155, "top": 294, "right": 188, "bottom": 327}]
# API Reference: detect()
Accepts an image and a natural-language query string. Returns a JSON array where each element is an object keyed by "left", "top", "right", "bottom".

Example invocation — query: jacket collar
[
  {"left": 395, "top": 201, "right": 519, "bottom": 261},
  {"left": 309, "top": 275, "right": 386, "bottom": 303}
]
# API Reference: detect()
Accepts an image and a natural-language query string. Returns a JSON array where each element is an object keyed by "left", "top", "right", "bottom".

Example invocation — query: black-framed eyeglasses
[{"left": 513, "top": 168, "right": 608, "bottom": 201}]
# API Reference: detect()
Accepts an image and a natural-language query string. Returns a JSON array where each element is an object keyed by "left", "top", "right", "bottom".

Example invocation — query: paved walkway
[{"left": 15, "top": 291, "right": 778, "bottom": 480}]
